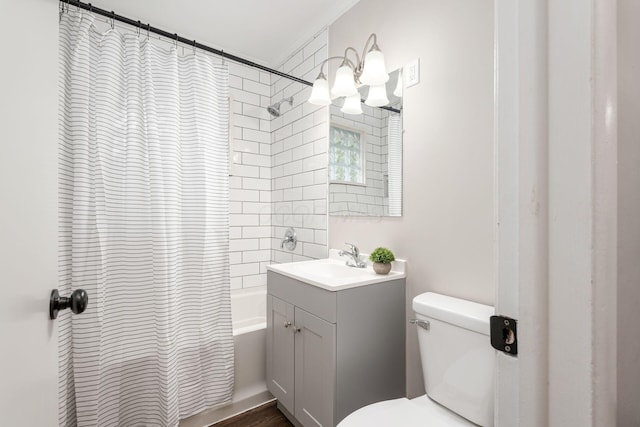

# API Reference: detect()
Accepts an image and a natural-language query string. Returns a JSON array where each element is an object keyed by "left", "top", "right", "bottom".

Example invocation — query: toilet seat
[{"left": 337, "top": 395, "right": 477, "bottom": 427}]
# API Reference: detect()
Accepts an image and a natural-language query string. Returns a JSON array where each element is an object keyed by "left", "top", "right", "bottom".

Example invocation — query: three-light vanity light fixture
[{"left": 307, "top": 33, "right": 402, "bottom": 115}]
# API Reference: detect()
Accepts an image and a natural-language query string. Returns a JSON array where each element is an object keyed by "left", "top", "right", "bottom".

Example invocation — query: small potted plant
[{"left": 369, "top": 247, "right": 395, "bottom": 275}]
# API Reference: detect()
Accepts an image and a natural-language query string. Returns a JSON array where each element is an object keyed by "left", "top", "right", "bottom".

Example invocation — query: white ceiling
[{"left": 93, "top": 0, "right": 360, "bottom": 67}]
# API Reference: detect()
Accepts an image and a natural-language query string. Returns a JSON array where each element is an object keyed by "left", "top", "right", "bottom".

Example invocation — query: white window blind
[{"left": 388, "top": 113, "right": 403, "bottom": 216}]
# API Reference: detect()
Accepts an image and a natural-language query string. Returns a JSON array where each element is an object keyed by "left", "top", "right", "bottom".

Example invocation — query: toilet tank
[{"left": 412, "top": 292, "right": 495, "bottom": 427}]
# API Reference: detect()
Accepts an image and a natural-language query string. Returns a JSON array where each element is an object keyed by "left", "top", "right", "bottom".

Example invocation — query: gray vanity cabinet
[
  {"left": 267, "top": 296, "right": 295, "bottom": 411},
  {"left": 294, "top": 306, "right": 336, "bottom": 427},
  {"left": 267, "top": 295, "right": 336, "bottom": 427},
  {"left": 267, "top": 270, "right": 406, "bottom": 427}
]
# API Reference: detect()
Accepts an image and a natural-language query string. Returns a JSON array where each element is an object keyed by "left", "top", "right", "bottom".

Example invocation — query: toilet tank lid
[{"left": 412, "top": 292, "right": 494, "bottom": 335}]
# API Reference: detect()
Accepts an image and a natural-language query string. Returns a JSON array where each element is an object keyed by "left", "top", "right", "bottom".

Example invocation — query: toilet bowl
[
  {"left": 338, "top": 395, "right": 477, "bottom": 427},
  {"left": 337, "top": 292, "right": 495, "bottom": 427}
]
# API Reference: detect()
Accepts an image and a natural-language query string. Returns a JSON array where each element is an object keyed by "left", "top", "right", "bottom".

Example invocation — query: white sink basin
[{"left": 267, "top": 249, "right": 406, "bottom": 291}]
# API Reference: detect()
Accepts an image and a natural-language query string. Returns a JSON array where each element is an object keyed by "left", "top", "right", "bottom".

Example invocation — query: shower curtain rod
[
  {"left": 62, "top": 0, "right": 312, "bottom": 86},
  {"left": 61, "top": 0, "right": 402, "bottom": 115}
]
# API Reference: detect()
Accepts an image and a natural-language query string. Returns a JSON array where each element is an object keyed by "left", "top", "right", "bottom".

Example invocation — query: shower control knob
[
  {"left": 49, "top": 289, "right": 89, "bottom": 320},
  {"left": 281, "top": 227, "right": 297, "bottom": 251}
]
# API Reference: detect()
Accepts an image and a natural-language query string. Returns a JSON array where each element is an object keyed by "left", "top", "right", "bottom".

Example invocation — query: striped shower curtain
[{"left": 58, "top": 11, "right": 233, "bottom": 426}]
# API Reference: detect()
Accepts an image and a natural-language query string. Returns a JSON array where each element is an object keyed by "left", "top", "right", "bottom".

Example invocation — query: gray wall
[{"left": 329, "top": 0, "right": 494, "bottom": 397}]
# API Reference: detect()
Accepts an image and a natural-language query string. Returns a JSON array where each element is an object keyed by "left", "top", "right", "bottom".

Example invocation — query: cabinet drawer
[{"left": 267, "top": 271, "right": 337, "bottom": 323}]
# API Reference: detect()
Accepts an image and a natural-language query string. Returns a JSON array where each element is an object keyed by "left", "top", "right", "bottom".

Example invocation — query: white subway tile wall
[
  {"left": 271, "top": 29, "right": 329, "bottom": 265},
  {"left": 228, "top": 59, "right": 272, "bottom": 291},
  {"left": 229, "top": 29, "right": 329, "bottom": 290}
]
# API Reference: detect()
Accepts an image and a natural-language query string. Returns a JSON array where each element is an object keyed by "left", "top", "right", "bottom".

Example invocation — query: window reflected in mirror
[
  {"left": 329, "top": 124, "right": 366, "bottom": 185},
  {"left": 328, "top": 68, "right": 403, "bottom": 217}
]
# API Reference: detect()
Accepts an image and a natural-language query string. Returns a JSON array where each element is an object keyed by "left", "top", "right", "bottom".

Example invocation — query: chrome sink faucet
[{"left": 339, "top": 243, "right": 367, "bottom": 268}]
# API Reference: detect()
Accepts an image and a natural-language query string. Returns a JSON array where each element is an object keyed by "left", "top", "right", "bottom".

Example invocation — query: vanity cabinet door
[
  {"left": 267, "top": 295, "right": 295, "bottom": 413},
  {"left": 294, "top": 307, "right": 336, "bottom": 427}
]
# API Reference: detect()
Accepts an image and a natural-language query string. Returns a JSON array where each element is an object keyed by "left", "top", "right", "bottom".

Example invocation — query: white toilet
[{"left": 338, "top": 292, "right": 495, "bottom": 427}]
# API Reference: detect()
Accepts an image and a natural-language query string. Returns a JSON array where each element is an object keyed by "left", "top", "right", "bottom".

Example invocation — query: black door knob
[{"left": 50, "top": 289, "right": 88, "bottom": 319}]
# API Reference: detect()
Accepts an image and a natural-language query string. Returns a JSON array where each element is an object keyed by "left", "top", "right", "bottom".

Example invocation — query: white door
[
  {"left": 494, "top": 0, "right": 618, "bottom": 426},
  {"left": 0, "top": 0, "right": 60, "bottom": 425},
  {"left": 493, "top": 1, "right": 555, "bottom": 424},
  {"left": 493, "top": 1, "right": 524, "bottom": 424}
]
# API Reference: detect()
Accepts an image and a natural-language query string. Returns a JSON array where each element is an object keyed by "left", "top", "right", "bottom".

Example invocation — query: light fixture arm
[
  {"left": 359, "top": 34, "right": 380, "bottom": 74},
  {"left": 343, "top": 47, "right": 361, "bottom": 67},
  {"left": 316, "top": 55, "right": 358, "bottom": 79},
  {"left": 347, "top": 34, "right": 380, "bottom": 81},
  {"left": 307, "top": 33, "right": 389, "bottom": 109},
  {"left": 362, "top": 33, "right": 379, "bottom": 55},
  {"left": 340, "top": 47, "right": 362, "bottom": 82},
  {"left": 314, "top": 34, "right": 381, "bottom": 81}
]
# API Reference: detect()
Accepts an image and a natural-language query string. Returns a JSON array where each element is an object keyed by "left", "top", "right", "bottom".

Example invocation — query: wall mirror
[{"left": 328, "top": 68, "right": 403, "bottom": 217}]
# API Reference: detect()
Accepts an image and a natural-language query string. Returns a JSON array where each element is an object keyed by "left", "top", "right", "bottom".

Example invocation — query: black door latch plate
[{"left": 490, "top": 315, "right": 518, "bottom": 356}]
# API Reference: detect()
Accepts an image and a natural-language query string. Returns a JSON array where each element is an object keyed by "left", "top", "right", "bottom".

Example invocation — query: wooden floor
[{"left": 211, "top": 401, "right": 294, "bottom": 427}]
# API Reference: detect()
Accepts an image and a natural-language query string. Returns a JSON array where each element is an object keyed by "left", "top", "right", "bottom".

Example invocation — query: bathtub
[
  {"left": 179, "top": 288, "right": 274, "bottom": 427},
  {"left": 232, "top": 288, "right": 267, "bottom": 337},
  {"left": 180, "top": 288, "right": 270, "bottom": 427},
  {"left": 230, "top": 288, "right": 268, "bottom": 403}
]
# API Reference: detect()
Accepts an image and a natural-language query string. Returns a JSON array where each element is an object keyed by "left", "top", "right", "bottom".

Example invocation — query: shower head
[
  {"left": 267, "top": 96, "right": 294, "bottom": 118},
  {"left": 267, "top": 104, "right": 280, "bottom": 117}
]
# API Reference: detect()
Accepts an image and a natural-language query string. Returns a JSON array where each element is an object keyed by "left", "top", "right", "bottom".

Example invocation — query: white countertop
[{"left": 267, "top": 249, "right": 407, "bottom": 291}]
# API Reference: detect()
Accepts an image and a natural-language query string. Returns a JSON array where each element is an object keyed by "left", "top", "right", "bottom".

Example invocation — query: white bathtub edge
[{"left": 233, "top": 320, "right": 267, "bottom": 337}]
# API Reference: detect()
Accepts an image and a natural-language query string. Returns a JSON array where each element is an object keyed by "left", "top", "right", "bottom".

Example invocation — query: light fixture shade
[
  {"left": 393, "top": 70, "right": 403, "bottom": 97},
  {"left": 308, "top": 75, "right": 332, "bottom": 105},
  {"left": 331, "top": 65, "right": 358, "bottom": 97},
  {"left": 359, "top": 49, "right": 389, "bottom": 86},
  {"left": 341, "top": 93, "right": 363, "bottom": 115},
  {"left": 365, "top": 83, "right": 389, "bottom": 107}
]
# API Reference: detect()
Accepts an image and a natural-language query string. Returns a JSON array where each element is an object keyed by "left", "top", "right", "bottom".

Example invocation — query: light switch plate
[{"left": 404, "top": 59, "right": 420, "bottom": 88}]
